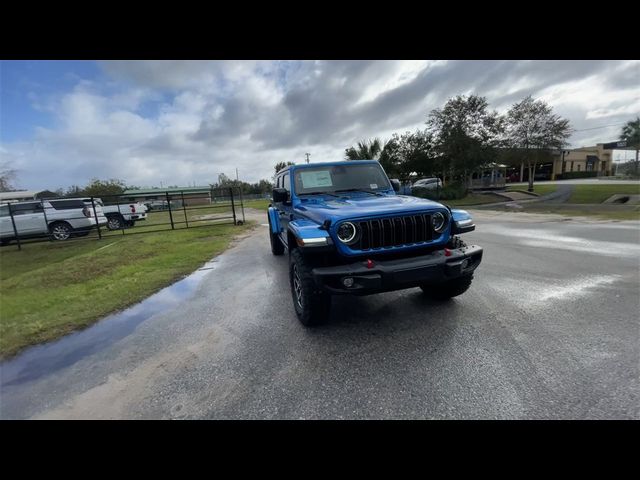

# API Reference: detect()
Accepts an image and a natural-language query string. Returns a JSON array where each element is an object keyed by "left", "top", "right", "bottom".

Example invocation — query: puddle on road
[{"left": 0, "top": 260, "right": 220, "bottom": 388}]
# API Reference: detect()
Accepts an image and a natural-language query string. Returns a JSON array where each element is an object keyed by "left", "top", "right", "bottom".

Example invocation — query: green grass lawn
[
  {"left": 484, "top": 204, "right": 640, "bottom": 221},
  {"left": 133, "top": 202, "right": 236, "bottom": 230},
  {"left": 443, "top": 193, "right": 506, "bottom": 206},
  {"left": 506, "top": 184, "right": 558, "bottom": 196},
  {"left": 240, "top": 199, "right": 271, "bottom": 210},
  {"left": 0, "top": 221, "right": 254, "bottom": 358},
  {"left": 567, "top": 184, "right": 640, "bottom": 203}
]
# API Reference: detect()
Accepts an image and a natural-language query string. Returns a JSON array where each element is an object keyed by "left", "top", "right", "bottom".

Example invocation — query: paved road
[
  {"left": 1, "top": 210, "right": 639, "bottom": 419},
  {"left": 509, "top": 178, "right": 640, "bottom": 186}
]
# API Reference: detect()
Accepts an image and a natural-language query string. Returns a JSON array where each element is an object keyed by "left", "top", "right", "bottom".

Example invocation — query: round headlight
[
  {"left": 432, "top": 212, "right": 447, "bottom": 233},
  {"left": 337, "top": 222, "right": 357, "bottom": 244}
]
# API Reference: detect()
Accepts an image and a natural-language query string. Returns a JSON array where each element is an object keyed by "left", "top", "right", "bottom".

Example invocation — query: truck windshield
[{"left": 293, "top": 163, "right": 391, "bottom": 196}]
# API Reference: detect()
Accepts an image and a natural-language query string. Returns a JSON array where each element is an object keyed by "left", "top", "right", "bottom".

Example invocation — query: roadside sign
[{"left": 602, "top": 140, "right": 628, "bottom": 149}]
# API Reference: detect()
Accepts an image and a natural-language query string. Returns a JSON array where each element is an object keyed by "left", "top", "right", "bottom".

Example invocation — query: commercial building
[{"left": 503, "top": 142, "right": 623, "bottom": 182}]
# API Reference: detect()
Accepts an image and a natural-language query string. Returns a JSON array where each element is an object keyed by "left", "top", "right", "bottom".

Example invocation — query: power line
[{"left": 570, "top": 122, "right": 627, "bottom": 133}]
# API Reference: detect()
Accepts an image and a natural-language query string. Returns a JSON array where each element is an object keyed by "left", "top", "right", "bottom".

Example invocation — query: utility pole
[
  {"left": 305, "top": 153, "right": 310, "bottom": 164},
  {"left": 236, "top": 168, "right": 239, "bottom": 181}
]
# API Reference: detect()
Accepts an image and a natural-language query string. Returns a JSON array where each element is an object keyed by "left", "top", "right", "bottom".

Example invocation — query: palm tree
[
  {"left": 345, "top": 138, "right": 383, "bottom": 160},
  {"left": 620, "top": 117, "right": 640, "bottom": 176}
]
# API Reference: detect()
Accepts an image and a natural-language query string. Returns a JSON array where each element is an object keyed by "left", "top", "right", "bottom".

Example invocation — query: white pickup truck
[
  {"left": 0, "top": 198, "right": 108, "bottom": 244},
  {"left": 84, "top": 199, "right": 148, "bottom": 230}
]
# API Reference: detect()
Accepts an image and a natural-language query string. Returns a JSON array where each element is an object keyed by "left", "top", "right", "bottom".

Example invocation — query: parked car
[
  {"left": 81, "top": 198, "right": 148, "bottom": 230},
  {"left": 412, "top": 177, "right": 443, "bottom": 190},
  {"left": 144, "top": 200, "right": 170, "bottom": 210},
  {"left": 0, "top": 198, "right": 107, "bottom": 244},
  {"left": 268, "top": 161, "right": 482, "bottom": 325}
]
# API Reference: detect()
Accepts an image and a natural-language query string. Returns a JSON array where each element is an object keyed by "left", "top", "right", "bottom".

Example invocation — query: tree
[
  {"left": 0, "top": 162, "right": 17, "bottom": 191},
  {"left": 274, "top": 161, "right": 295, "bottom": 175},
  {"left": 505, "top": 95, "right": 571, "bottom": 192},
  {"left": 379, "top": 130, "right": 435, "bottom": 181},
  {"left": 65, "top": 185, "right": 84, "bottom": 197},
  {"left": 82, "top": 178, "right": 127, "bottom": 198},
  {"left": 345, "top": 138, "right": 383, "bottom": 160},
  {"left": 427, "top": 95, "right": 504, "bottom": 187},
  {"left": 379, "top": 137, "right": 401, "bottom": 177},
  {"left": 620, "top": 116, "right": 640, "bottom": 176},
  {"left": 36, "top": 189, "right": 64, "bottom": 199}
]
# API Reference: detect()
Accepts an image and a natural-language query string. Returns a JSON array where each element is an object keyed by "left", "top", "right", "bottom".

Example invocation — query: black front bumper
[{"left": 311, "top": 245, "right": 483, "bottom": 295}]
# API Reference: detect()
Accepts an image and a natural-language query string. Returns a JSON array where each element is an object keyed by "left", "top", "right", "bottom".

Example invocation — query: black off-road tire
[
  {"left": 420, "top": 273, "right": 474, "bottom": 300},
  {"left": 268, "top": 216, "right": 285, "bottom": 255},
  {"left": 289, "top": 249, "right": 331, "bottom": 326}
]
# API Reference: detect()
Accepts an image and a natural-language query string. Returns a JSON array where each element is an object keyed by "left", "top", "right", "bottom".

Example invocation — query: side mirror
[
  {"left": 389, "top": 179, "right": 401, "bottom": 193},
  {"left": 272, "top": 188, "right": 289, "bottom": 203}
]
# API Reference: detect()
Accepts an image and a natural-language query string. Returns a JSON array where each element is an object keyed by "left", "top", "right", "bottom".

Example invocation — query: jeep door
[{"left": 274, "top": 171, "right": 293, "bottom": 246}]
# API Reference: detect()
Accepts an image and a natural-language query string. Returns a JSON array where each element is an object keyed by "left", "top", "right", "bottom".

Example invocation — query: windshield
[{"left": 293, "top": 163, "right": 391, "bottom": 195}]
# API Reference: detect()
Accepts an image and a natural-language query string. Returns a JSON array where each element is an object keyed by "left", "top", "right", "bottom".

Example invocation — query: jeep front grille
[{"left": 353, "top": 214, "right": 434, "bottom": 250}]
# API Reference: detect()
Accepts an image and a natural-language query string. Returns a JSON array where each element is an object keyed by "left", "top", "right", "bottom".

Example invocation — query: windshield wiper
[
  {"left": 299, "top": 191, "right": 343, "bottom": 198},
  {"left": 334, "top": 188, "right": 383, "bottom": 196}
]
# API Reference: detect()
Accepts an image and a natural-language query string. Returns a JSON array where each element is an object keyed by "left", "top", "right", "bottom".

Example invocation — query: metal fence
[{"left": 1, "top": 187, "right": 246, "bottom": 251}]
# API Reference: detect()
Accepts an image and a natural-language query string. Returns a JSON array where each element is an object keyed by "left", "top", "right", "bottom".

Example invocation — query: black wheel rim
[
  {"left": 292, "top": 264, "right": 303, "bottom": 309},
  {"left": 52, "top": 225, "right": 70, "bottom": 240}
]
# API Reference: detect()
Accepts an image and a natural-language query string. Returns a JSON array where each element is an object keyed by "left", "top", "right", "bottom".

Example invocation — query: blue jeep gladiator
[{"left": 267, "top": 160, "right": 483, "bottom": 325}]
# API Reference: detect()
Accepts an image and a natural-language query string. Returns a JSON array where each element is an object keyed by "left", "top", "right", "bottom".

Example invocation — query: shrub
[{"left": 412, "top": 182, "right": 467, "bottom": 200}]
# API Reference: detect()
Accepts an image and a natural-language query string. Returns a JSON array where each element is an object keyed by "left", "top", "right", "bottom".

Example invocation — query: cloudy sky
[{"left": 1, "top": 60, "right": 638, "bottom": 190}]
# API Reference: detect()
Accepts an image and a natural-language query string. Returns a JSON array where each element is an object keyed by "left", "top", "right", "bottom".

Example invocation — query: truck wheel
[
  {"left": 289, "top": 249, "right": 331, "bottom": 326},
  {"left": 49, "top": 222, "right": 72, "bottom": 241},
  {"left": 106, "top": 214, "right": 124, "bottom": 230},
  {"left": 420, "top": 274, "right": 474, "bottom": 300},
  {"left": 268, "top": 216, "right": 285, "bottom": 255}
]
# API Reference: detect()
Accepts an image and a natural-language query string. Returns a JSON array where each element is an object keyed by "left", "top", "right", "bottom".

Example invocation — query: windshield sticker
[
  {"left": 370, "top": 183, "right": 378, "bottom": 189},
  {"left": 300, "top": 170, "right": 333, "bottom": 188}
]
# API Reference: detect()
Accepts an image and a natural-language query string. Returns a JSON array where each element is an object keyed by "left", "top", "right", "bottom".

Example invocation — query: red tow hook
[
  {"left": 444, "top": 248, "right": 452, "bottom": 257},
  {"left": 366, "top": 259, "right": 375, "bottom": 269}
]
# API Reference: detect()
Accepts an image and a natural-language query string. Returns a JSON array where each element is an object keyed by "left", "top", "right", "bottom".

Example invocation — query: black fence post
[
  {"left": 40, "top": 198, "right": 51, "bottom": 242},
  {"left": 91, "top": 197, "right": 102, "bottom": 240},
  {"left": 117, "top": 200, "right": 126, "bottom": 235},
  {"left": 7, "top": 203, "right": 21, "bottom": 251},
  {"left": 229, "top": 187, "right": 237, "bottom": 225},
  {"left": 166, "top": 192, "right": 175, "bottom": 229},
  {"left": 239, "top": 185, "right": 245, "bottom": 224},
  {"left": 181, "top": 191, "right": 189, "bottom": 228}
]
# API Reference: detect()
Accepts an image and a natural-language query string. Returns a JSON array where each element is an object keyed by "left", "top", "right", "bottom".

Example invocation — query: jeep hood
[{"left": 294, "top": 194, "right": 447, "bottom": 224}]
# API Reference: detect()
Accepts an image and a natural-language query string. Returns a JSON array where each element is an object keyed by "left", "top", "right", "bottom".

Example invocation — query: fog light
[{"left": 342, "top": 277, "right": 355, "bottom": 288}]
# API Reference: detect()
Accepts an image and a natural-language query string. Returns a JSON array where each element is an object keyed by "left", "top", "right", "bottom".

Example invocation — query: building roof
[
  {"left": 0, "top": 190, "right": 44, "bottom": 201},
  {"left": 123, "top": 186, "right": 212, "bottom": 195}
]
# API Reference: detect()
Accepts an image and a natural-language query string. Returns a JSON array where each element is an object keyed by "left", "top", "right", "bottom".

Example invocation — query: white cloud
[{"left": 2, "top": 60, "right": 639, "bottom": 191}]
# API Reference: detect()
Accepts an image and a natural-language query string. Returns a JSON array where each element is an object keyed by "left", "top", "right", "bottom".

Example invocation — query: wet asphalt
[{"left": 1, "top": 210, "right": 639, "bottom": 419}]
